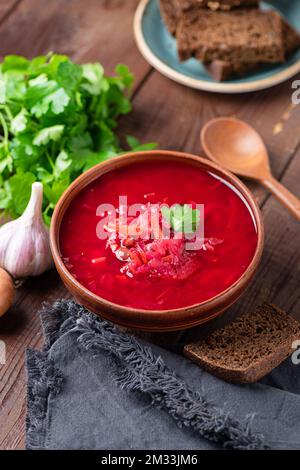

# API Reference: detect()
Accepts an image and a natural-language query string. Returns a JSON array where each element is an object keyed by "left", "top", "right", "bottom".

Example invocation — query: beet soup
[{"left": 60, "top": 160, "right": 258, "bottom": 310}]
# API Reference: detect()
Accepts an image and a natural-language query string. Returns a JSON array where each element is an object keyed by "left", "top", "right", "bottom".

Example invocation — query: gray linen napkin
[{"left": 26, "top": 300, "right": 300, "bottom": 450}]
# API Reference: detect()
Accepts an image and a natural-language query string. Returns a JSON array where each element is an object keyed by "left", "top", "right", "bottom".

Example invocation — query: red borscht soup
[{"left": 60, "top": 160, "right": 258, "bottom": 310}]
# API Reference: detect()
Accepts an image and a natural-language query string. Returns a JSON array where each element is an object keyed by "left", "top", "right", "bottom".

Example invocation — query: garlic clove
[{"left": 0, "top": 182, "right": 53, "bottom": 279}]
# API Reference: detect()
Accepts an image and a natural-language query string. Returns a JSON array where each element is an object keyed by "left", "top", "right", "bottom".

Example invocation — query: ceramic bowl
[{"left": 50, "top": 150, "right": 264, "bottom": 331}]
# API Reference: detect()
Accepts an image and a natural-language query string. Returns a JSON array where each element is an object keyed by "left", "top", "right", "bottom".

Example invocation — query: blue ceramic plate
[{"left": 134, "top": 0, "right": 300, "bottom": 93}]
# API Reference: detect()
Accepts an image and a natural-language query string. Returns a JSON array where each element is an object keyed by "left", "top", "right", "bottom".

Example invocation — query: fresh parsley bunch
[{"left": 0, "top": 53, "right": 156, "bottom": 224}]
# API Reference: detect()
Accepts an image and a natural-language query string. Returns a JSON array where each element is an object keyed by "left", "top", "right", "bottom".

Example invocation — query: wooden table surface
[{"left": 0, "top": 0, "right": 300, "bottom": 450}]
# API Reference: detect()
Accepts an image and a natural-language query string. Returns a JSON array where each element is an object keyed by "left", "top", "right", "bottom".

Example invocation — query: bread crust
[
  {"left": 176, "top": 9, "right": 286, "bottom": 63},
  {"left": 184, "top": 304, "right": 300, "bottom": 384},
  {"left": 203, "top": 19, "right": 300, "bottom": 81},
  {"left": 159, "top": 0, "right": 259, "bottom": 35}
]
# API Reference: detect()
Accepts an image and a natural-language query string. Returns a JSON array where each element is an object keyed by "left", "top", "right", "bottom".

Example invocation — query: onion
[{"left": 0, "top": 268, "right": 14, "bottom": 317}]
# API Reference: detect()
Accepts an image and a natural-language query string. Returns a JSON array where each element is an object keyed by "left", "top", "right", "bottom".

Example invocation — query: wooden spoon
[{"left": 201, "top": 117, "right": 300, "bottom": 221}]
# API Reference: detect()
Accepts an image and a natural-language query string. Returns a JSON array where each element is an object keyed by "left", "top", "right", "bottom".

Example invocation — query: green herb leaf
[
  {"left": 0, "top": 79, "right": 6, "bottom": 104},
  {"left": 33, "top": 125, "right": 64, "bottom": 146},
  {"left": 7, "top": 171, "right": 36, "bottom": 215},
  {"left": 31, "top": 88, "right": 70, "bottom": 117},
  {"left": 11, "top": 109, "right": 28, "bottom": 134},
  {"left": 2, "top": 55, "right": 30, "bottom": 73},
  {"left": 126, "top": 135, "right": 157, "bottom": 152},
  {"left": 56, "top": 60, "right": 82, "bottom": 91},
  {"left": 115, "top": 64, "right": 134, "bottom": 88},
  {"left": 161, "top": 205, "right": 200, "bottom": 233},
  {"left": 10, "top": 134, "right": 41, "bottom": 171},
  {"left": 81, "top": 63, "right": 104, "bottom": 95},
  {"left": 53, "top": 150, "right": 72, "bottom": 178}
]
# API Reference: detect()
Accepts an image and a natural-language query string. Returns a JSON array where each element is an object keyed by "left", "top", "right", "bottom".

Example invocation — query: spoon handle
[{"left": 262, "top": 176, "right": 300, "bottom": 221}]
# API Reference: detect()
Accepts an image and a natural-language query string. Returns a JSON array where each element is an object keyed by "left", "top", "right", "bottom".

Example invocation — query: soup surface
[{"left": 60, "top": 160, "right": 258, "bottom": 310}]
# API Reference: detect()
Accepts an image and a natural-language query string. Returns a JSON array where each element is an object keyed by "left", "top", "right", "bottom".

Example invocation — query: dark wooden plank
[
  {"left": 243, "top": 147, "right": 300, "bottom": 318},
  {"left": 0, "top": 0, "right": 22, "bottom": 23},
  {"left": 0, "top": 272, "right": 69, "bottom": 449},
  {"left": 0, "top": 0, "right": 150, "bottom": 89}
]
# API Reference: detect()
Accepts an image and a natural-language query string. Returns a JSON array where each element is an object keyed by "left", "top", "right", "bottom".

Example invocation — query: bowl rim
[{"left": 50, "top": 150, "right": 264, "bottom": 317}]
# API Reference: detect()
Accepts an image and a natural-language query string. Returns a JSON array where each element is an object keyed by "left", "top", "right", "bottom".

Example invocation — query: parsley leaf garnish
[{"left": 161, "top": 205, "right": 200, "bottom": 233}]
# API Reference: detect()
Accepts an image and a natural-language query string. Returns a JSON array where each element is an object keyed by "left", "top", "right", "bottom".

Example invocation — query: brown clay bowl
[{"left": 50, "top": 150, "right": 264, "bottom": 332}]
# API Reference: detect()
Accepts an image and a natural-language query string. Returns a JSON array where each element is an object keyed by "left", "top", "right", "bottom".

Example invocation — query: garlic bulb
[{"left": 0, "top": 182, "right": 53, "bottom": 278}]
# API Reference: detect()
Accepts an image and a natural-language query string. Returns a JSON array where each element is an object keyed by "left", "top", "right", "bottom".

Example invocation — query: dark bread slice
[
  {"left": 282, "top": 18, "right": 300, "bottom": 57},
  {"left": 159, "top": 0, "right": 181, "bottom": 35},
  {"left": 177, "top": 0, "right": 259, "bottom": 11},
  {"left": 204, "top": 19, "right": 300, "bottom": 81},
  {"left": 159, "top": 0, "right": 259, "bottom": 35},
  {"left": 204, "top": 60, "right": 258, "bottom": 81},
  {"left": 184, "top": 304, "right": 300, "bottom": 384},
  {"left": 177, "top": 8, "right": 285, "bottom": 63}
]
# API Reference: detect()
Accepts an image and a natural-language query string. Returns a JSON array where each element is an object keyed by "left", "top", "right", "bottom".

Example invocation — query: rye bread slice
[
  {"left": 282, "top": 17, "right": 300, "bottom": 57},
  {"left": 177, "top": 0, "right": 258, "bottom": 11},
  {"left": 159, "top": 0, "right": 259, "bottom": 35},
  {"left": 204, "top": 60, "right": 258, "bottom": 81},
  {"left": 177, "top": 8, "right": 285, "bottom": 63},
  {"left": 184, "top": 304, "right": 300, "bottom": 384},
  {"left": 159, "top": 0, "right": 181, "bottom": 35},
  {"left": 204, "top": 19, "right": 300, "bottom": 81}
]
